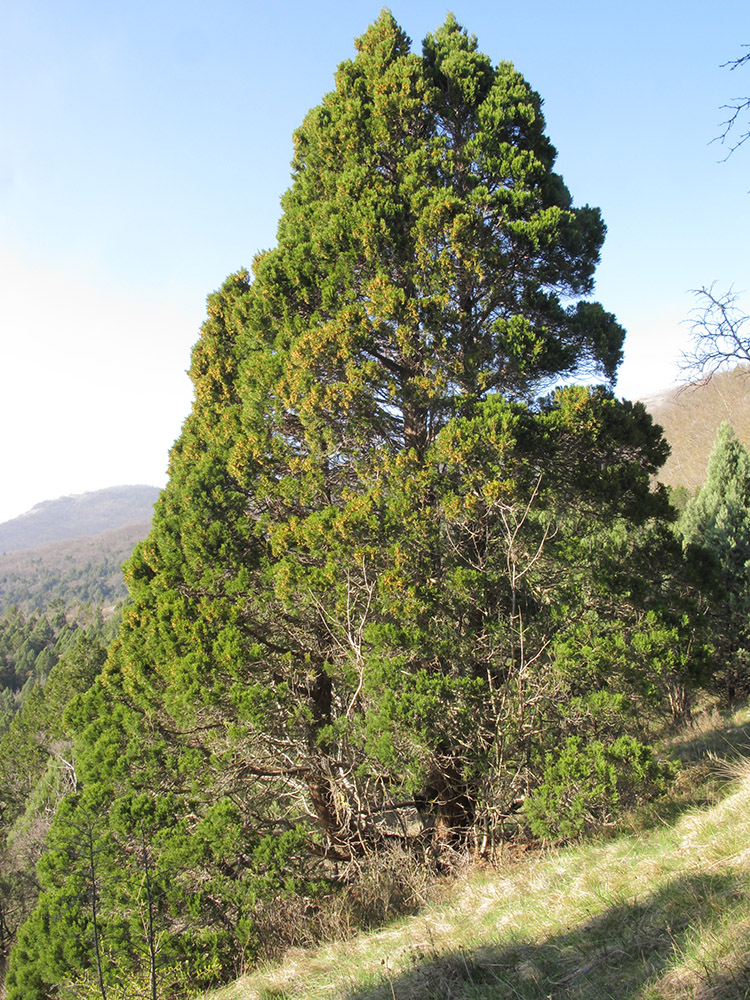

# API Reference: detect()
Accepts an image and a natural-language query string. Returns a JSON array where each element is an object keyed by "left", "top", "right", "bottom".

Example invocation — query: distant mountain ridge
[
  {"left": 0, "top": 485, "right": 160, "bottom": 554},
  {"left": 0, "top": 520, "right": 152, "bottom": 613}
]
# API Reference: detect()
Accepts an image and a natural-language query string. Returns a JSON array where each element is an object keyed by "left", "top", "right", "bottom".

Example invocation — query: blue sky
[{"left": 1, "top": 0, "right": 749, "bottom": 522}]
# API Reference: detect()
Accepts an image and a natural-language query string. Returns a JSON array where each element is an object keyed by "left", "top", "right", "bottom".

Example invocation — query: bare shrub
[{"left": 251, "top": 844, "right": 445, "bottom": 963}]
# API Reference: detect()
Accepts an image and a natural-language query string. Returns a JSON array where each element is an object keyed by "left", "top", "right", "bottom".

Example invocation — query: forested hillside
[
  {"left": 2, "top": 14, "right": 746, "bottom": 1000},
  {"left": 642, "top": 365, "right": 750, "bottom": 492},
  {"left": 0, "top": 520, "right": 151, "bottom": 614},
  {"left": 0, "top": 493, "right": 157, "bottom": 981},
  {"left": 0, "top": 602, "right": 118, "bottom": 981},
  {"left": 0, "top": 486, "right": 158, "bottom": 614}
]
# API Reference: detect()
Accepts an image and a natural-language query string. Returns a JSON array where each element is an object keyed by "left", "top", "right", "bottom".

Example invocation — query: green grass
[{"left": 205, "top": 706, "right": 750, "bottom": 1000}]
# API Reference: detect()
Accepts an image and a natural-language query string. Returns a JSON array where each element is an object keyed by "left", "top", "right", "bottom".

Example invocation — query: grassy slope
[{"left": 207, "top": 708, "right": 750, "bottom": 1000}]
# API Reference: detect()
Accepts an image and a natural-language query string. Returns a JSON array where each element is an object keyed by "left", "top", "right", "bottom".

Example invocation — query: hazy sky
[{"left": 1, "top": 0, "right": 749, "bottom": 523}]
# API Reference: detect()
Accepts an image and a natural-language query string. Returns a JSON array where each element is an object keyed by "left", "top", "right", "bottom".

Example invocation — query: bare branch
[
  {"left": 722, "top": 49, "right": 750, "bottom": 72},
  {"left": 715, "top": 46, "right": 750, "bottom": 156},
  {"left": 680, "top": 284, "right": 750, "bottom": 383},
  {"left": 716, "top": 98, "right": 750, "bottom": 156}
]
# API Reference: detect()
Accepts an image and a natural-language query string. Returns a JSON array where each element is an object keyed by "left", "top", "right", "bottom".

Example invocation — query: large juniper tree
[{"left": 6, "top": 14, "right": 699, "bottom": 996}]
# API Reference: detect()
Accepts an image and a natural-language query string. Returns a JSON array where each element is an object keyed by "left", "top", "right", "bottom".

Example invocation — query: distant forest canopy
[
  {"left": 0, "top": 520, "right": 152, "bottom": 615},
  {"left": 0, "top": 600, "right": 118, "bottom": 729},
  {"left": 0, "top": 486, "right": 158, "bottom": 615},
  {"left": 0, "top": 601, "right": 114, "bottom": 986},
  {"left": 1, "top": 13, "right": 749, "bottom": 1000}
]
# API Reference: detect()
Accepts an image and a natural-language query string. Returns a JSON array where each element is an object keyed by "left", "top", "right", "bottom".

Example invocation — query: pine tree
[
  {"left": 115, "top": 0, "right": 680, "bottom": 927},
  {"left": 682, "top": 422, "right": 750, "bottom": 586},
  {"left": 246, "top": 11, "right": 623, "bottom": 463}
]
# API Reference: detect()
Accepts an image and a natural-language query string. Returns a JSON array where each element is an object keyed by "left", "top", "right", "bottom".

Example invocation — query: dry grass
[{"left": 204, "top": 707, "right": 750, "bottom": 1000}]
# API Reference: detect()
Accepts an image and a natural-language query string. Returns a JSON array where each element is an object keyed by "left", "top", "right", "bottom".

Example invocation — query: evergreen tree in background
[
  {"left": 681, "top": 422, "right": 750, "bottom": 697},
  {"left": 0, "top": 621, "right": 110, "bottom": 987},
  {"left": 5, "top": 14, "right": 703, "bottom": 996}
]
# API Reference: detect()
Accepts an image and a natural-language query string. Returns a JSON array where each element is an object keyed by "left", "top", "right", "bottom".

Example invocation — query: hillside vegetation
[
  {"left": 642, "top": 365, "right": 750, "bottom": 493},
  {"left": 0, "top": 520, "right": 152, "bottom": 614},
  {"left": 208, "top": 707, "right": 750, "bottom": 1000},
  {"left": 0, "top": 486, "right": 158, "bottom": 614}
]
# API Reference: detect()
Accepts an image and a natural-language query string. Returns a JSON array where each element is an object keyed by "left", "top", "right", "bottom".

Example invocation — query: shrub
[{"left": 524, "top": 735, "right": 674, "bottom": 840}]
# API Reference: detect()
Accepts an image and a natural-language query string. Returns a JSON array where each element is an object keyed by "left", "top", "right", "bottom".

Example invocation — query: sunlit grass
[{"left": 205, "top": 705, "right": 750, "bottom": 1000}]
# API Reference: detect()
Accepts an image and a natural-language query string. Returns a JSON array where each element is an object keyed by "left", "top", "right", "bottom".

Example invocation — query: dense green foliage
[
  {"left": 0, "top": 602, "right": 110, "bottom": 728},
  {"left": 0, "top": 608, "right": 112, "bottom": 984},
  {"left": 3, "top": 14, "right": 715, "bottom": 998},
  {"left": 524, "top": 734, "right": 675, "bottom": 839},
  {"left": 681, "top": 422, "right": 750, "bottom": 698}
]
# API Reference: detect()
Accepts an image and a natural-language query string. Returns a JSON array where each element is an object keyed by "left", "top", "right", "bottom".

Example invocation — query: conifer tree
[
  {"left": 128, "top": 2, "right": 680, "bottom": 872},
  {"left": 681, "top": 421, "right": 750, "bottom": 695},
  {"left": 682, "top": 422, "right": 750, "bottom": 588},
  {"left": 5, "top": 14, "right": 697, "bottom": 994}
]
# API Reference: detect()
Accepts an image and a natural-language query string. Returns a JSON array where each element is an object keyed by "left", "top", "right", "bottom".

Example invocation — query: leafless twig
[
  {"left": 680, "top": 284, "right": 750, "bottom": 383},
  {"left": 715, "top": 46, "right": 750, "bottom": 157}
]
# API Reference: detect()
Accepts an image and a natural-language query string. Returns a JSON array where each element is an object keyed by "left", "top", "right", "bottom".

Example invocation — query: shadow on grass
[
  {"left": 670, "top": 710, "right": 750, "bottom": 767},
  {"left": 620, "top": 710, "right": 750, "bottom": 836},
  {"left": 692, "top": 959, "right": 750, "bottom": 1000},
  {"left": 342, "top": 870, "right": 747, "bottom": 1000}
]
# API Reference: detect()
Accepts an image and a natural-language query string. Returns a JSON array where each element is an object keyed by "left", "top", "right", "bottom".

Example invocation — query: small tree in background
[{"left": 681, "top": 422, "right": 750, "bottom": 697}]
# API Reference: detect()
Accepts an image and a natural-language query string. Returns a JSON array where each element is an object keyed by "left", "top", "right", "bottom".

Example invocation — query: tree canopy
[{"left": 247, "top": 11, "right": 624, "bottom": 463}]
